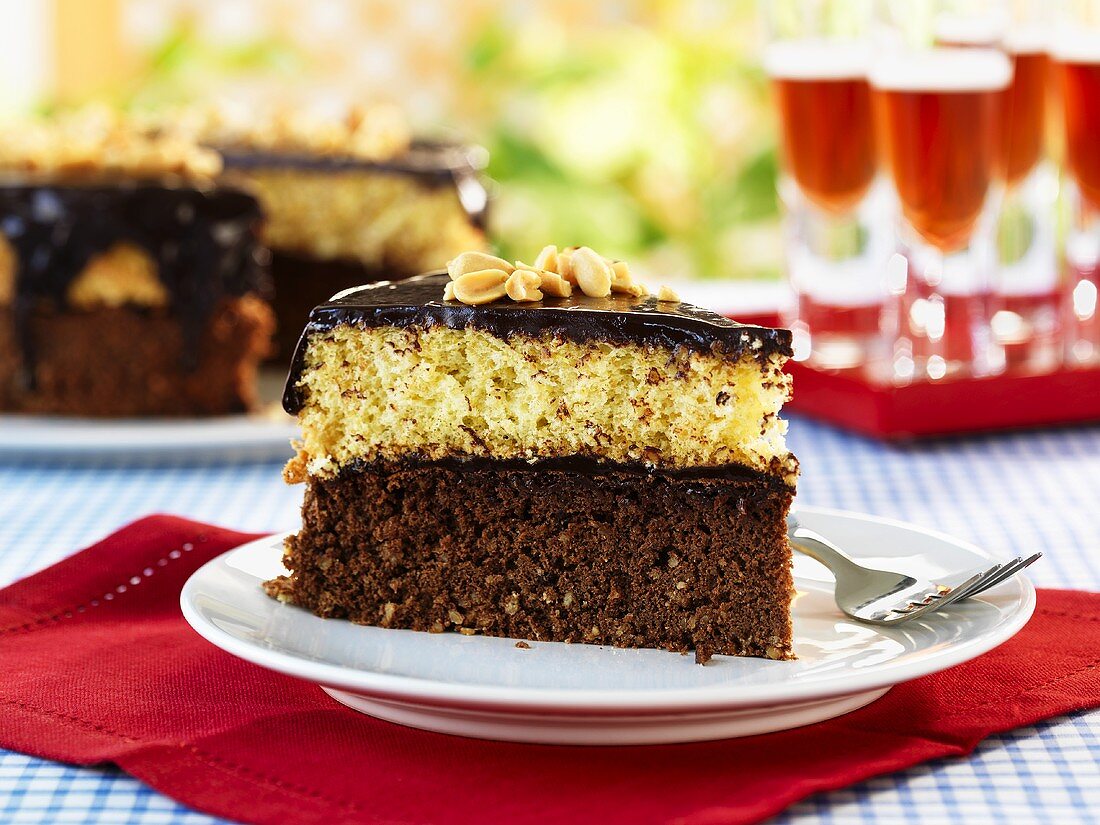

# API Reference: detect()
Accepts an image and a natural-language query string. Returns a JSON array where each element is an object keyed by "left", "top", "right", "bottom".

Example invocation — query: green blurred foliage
[
  {"left": 113, "top": 3, "right": 783, "bottom": 281},
  {"left": 464, "top": 11, "right": 782, "bottom": 279},
  {"left": 121, "top": 17, "right": 303, "bottom": 112}
]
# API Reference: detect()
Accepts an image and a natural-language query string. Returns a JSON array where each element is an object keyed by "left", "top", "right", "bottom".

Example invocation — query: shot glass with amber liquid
[
  {"left": 764, "top": 1, "right": 890, "bottom": 370},
  {"left": 871, "top": 5, "right": 1012, "bottom": 380}
]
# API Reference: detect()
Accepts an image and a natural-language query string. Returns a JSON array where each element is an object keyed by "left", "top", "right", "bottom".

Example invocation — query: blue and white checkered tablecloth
[{"left": 0, "top": 418, "right": 1098, "bottom": 824}]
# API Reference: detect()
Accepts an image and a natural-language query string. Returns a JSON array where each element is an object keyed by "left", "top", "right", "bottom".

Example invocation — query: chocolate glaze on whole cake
[
  {"left": 1, "top": 178, "right": 268, "bottom": 385},
  {"left": 0, "top": 110, "right": 276, "bottom": 416}
]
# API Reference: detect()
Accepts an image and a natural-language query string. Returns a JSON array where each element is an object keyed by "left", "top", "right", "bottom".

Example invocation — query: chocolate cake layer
[
  {"left": 268, "top": 460, "right": 795, "bottom": 663},
  {"left": 284, "top": 274, "right": 793, "bottom": 413},
  {"left": 0, "top": 177, "right": 269, "bottom": 385},
  {"left": 0, "top": 295, "right": 273, "bottom": 416}
]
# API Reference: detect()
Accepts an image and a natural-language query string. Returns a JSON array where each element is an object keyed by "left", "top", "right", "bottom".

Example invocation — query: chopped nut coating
[
  {"left": 447, "top": 251, "right": 514, "bottom": 281},
  {"left": 442, "top": 245, "right": 656, "bottom": 305},
  {"left": 505, "top": 269, "right": 544, "bottom": 302},
  {"left": 532, "top": 244, "right": 558, "bottom": 272},
  {"left": 657, "top": 285, "right": 681, "bottom": 303},
  {"left": 452, "top": 269, "right": 509, "bottom": 305},
  {"left": 570, "top": 246, "right": 613, "bottom": 298},
  {"left": 537, "top": 270, "right": 573, "bottom": 298}
]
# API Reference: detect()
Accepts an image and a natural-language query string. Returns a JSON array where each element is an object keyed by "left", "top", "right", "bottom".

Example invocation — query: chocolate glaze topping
[
  {"left": 0, "top": 177, "right": 269, "bottom": 385},
  {"left": 218, "top": 140, "right": 489, "bottom": 230},
  {"left": 345, "top": 454, "right": 794, "bottom": 491},
  {"left": 283, "top": 272, "right": 793, "bottom": 413}
]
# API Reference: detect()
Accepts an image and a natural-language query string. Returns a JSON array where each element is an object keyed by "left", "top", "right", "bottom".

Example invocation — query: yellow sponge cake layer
[
  {"left": 289, "top": 322, "right": 794, "bottom": 480},
  {"left": 230, "top": 167, "right": 484, "bottom": 270}
]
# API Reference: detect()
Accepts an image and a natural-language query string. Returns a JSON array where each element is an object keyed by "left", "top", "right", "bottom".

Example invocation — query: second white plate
[
  {"left": 181, "top": 506, "right": 1035, "bottom": 745},
  {"left": 0, "top": 369, "right": 297, "bottom": 462}
]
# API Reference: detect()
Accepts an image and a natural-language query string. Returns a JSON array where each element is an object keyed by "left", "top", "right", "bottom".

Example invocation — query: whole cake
[
  {"left": 270, "top": 247, "right": 798, "bottom": 662},
  {"left": 196, "top": 105, "right": 489, "bottom": 358},
  {"left": 0, "top": 112, "right": 274, "bottom": 417}
]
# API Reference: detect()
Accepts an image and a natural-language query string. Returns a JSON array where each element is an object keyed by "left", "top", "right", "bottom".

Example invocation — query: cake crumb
[
  {"left": 262, "top": 576, "right": 296, "bottom": 604},
  {"left": 515, "top": 641, "right": 531, "bottom": 649}
]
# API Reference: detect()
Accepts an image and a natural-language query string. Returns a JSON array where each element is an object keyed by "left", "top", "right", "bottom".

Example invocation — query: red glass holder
[{"left": 731, "top": 311, "right": 1100, "bottom": 439}]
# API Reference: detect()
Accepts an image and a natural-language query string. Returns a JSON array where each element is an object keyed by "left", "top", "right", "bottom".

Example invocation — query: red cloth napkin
[{"left": 1, "top": 516, "right": 1097, "bottom": 825}]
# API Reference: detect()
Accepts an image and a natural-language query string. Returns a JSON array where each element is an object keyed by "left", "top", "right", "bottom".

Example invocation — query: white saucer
[
  {"left": 0, "top": 411, "right": 297, "bottom": 462},
  {"left": 0, "top": 370, "right": 296, "bottom": 462},
  {"left": 181, "top": 506, "right": 1035, "bottom": 745}
]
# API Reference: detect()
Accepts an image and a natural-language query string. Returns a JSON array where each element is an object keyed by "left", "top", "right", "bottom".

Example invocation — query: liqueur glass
[
  {"left": 1055, "top": 0, "right": 1100, "bottom": 365},
  {"left": 872, "top": 1, "right": 1011, "bottom": 381},
  {"left": 931, "top": 1, "right": 1059, "bottom": 372},
  {"left": 933, "top": 0, "right": 1059, "bottom": 372},
  {"left": 763, "top": 0, "right": 889, "bottom": 370}
]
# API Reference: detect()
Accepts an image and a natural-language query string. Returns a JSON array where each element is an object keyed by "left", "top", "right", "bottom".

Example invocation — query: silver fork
[{"left": 787, "top": 514, "right": 1041, "bottom": 625}]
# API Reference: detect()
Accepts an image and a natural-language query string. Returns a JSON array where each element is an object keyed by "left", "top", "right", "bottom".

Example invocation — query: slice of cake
[
  {"left": 194, "top": 104, "right": 489, "bottom": 358},
  {"left": 0, "top": 111, "right": 274, "bottom": 417},
  {"left": 271, "top": 247, "right": 798, "bottom": 662}
]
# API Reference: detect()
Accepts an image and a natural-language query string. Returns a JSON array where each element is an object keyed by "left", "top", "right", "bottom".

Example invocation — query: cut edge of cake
[{"left": 271, "top": 246, "right": 798, "bottom": 664}]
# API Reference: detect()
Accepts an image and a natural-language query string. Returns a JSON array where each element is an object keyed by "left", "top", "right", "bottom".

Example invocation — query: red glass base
[
  {"left": 732, "top": 310, "right": 1100, "bottom": 439},
  {"left": 793, "top": 295, "right": 882, "bottom": 338},
  {"left": 784, "top": 359, "right": 1100, "bottom": 439}
]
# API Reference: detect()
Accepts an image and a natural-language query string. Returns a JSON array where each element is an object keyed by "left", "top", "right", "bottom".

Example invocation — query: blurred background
[{"left": 0, "top": 0, "right": 780, "bottom": 282}]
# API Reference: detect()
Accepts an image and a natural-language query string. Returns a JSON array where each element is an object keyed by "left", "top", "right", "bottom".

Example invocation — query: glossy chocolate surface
[
  {"left": 0, "top": 177, "right": 269, "bottom": 384},
  {"left": 283, "top": 272, "right": 792, "bottom": 413},
  {"left": 344, "top": 454, "right": 792, "bottom": 490}
]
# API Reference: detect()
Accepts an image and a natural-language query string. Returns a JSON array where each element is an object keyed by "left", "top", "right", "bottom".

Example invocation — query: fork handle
[{"left": 789, "top": 526, "right": 869, "bottom": 580}]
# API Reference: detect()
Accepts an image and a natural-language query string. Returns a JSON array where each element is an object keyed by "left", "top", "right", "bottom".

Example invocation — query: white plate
[
  {"left": 0, "top": 411, "right": 297, "bottom": 461},
  {"left": 0, "top": 370, "right": 297, "bottom": 462},
  {"left": 181, "top": 506, "right": 1035, "bottom": 745}
]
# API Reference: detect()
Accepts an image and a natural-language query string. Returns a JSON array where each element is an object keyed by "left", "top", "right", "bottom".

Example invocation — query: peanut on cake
[
  {"left": 190, "top": 104, "right": 489, "bottom": 358},
  {"left": 0, "top": 110, "right": 273, "bottom": 417},
  {"left": 269, "top": 246, "right": 798, "bottom": 663}
]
